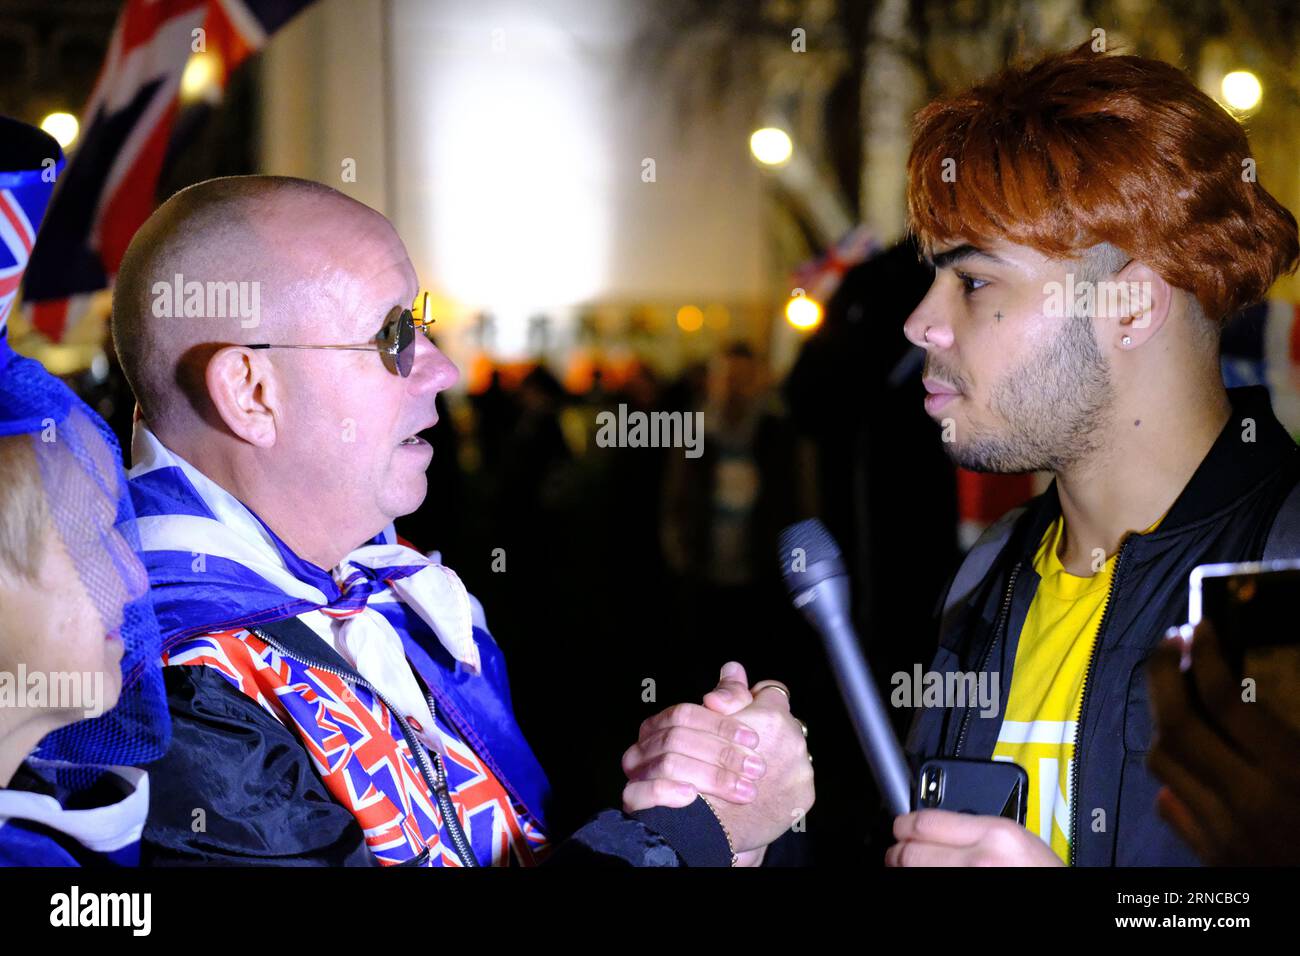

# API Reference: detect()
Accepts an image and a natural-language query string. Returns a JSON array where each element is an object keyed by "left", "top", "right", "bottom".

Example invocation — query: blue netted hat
[{"left": 0, "top": 117, "right": 168, "bottom": 781}]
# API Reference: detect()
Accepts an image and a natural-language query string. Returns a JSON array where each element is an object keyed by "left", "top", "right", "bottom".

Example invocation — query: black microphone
[{"left": 778, "top": 519, "right": 913, "bottom": 817}]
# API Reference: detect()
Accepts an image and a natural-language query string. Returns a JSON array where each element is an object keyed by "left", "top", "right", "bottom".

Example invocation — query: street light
[
  {"left": 181, "top": 51, "right": 222, "bottom": 104},
  {"left": 1221, "top": 70, "right": 1262, "bottom": 112},
  {"left": 785, "top": 293, "right": 822, "bottom": 331},
  {"left": 750, "top": 127, "right": 793, "bottom": 166},
  {"left": 676, "top": 304, "right": 704, "bottom": 332},
  {"left": 40, "top": 112, "right": 78, "bottom": 149}
]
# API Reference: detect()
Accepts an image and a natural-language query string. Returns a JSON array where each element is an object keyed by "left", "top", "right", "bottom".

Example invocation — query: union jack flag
[
  {"left": 20, "top": 0, "right": 317, "bottom": 343},
  {"left": 0, "top": 118, "right": 63, "bottom": 337},
  {"left": 790, "top": 224, "right": 881, "bottom": 305},
  {"left": 165, "top": 628, "right": 548, "bottom": 866},
  {"left": 0, "top": 187, "right": 41, "bottom": 332}
]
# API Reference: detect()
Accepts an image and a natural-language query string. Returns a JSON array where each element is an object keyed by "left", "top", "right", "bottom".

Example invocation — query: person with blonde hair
[{"left": 0, "top": 118, "right": 169, "bottom": 866}]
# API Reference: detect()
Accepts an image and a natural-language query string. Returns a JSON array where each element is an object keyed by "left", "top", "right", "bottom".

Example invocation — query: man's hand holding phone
[{"left": 885, "top": 809, "right": 1063, "bottom": 867}]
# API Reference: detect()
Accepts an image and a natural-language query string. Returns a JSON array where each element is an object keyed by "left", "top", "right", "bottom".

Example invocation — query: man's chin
[
  {"left": 381, "top": 475, "right": 430, "bottom": 523},
  {"left": 944, "top": 439, "right": 1040, "bottom": 476}
]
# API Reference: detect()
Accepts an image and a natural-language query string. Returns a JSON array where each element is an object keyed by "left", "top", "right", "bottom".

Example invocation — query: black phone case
[
  {"left": 1197, "top": 568, "right": 1300, "bottom": 674},
  {"left": 917, "top": 757, "right": 1029, "bottom": 824}
]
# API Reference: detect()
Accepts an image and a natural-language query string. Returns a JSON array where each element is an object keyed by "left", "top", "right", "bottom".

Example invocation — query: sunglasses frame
[{"left": 246, "top": 302, "right": 432, "bottom": 378}]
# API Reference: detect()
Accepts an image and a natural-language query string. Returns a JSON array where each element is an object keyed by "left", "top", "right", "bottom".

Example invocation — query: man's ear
[
  {"left": 206, "top": 346, "right": 278, "bottom": 447},
  {"left": 1112, "top": 260, "right": 1172, "bottom": 351}
]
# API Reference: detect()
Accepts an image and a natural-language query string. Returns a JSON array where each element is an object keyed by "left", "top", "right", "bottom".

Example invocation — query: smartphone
[
  {"left": 1188, "top": 560, "right": 1300, "bottom": 735},
  {"left": 916, "top": 757, "right": 1028, "bottom": 824},
  {"left": 1188, "top": 560, "right": 1300, "bottom": 673}
]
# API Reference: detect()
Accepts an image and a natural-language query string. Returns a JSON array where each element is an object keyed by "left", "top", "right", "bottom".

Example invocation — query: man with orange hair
[{"left": 887, "top": 41, "right": 1300, "bottom": 866}]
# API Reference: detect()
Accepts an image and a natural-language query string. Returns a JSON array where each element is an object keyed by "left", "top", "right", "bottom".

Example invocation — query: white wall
[
  {"left": 262, "top": 0, "right": 771, "bottom": 363},
  {"left": 259, "top": 0, "right": 389, "bottom": 214}
]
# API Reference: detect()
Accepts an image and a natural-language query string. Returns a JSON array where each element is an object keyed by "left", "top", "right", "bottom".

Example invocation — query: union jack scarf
[
  {"left": 126, "top": 423, "right": 553, "bottom": 862},
  {"left": 126, "top": 424, "right": 487, "bottom": 755}
]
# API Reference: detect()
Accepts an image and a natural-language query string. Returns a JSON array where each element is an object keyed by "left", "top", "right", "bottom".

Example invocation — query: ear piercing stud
[{"left": 1121, "top": 335, "right": 1132, "bottom": 346}]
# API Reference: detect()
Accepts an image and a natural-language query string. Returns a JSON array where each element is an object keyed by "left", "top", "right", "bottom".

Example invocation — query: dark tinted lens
[
  {"left": 375, "top": 306, "right": 411, "bottom": 376},
  {"left": 396, "top": 309, "right": 414, "bottom": 376}
]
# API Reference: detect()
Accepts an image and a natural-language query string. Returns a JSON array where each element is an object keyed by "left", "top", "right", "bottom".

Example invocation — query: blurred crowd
[{"left": 404, "top": 345, "right": 818, "bottom": 842}]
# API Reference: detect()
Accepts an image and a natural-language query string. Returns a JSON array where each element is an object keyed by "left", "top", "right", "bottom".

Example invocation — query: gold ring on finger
[{"left": 752, "top": 681, "right": 791, "bottom": 702}]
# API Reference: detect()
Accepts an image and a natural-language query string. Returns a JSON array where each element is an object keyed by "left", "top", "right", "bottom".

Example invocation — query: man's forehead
[
  {"left": 372, "top": 254, "right": 418, "bottom": 311},
  {"left": 252, "top": 199, "right": 415, "bottom": 336},
  {"left": 326, "top": 243, "right": 418, "bottom": 333}
]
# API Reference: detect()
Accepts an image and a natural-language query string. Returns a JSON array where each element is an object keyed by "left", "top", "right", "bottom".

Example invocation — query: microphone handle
[{"left": 800, "top": 578, "right": 914, "bottom": 817}]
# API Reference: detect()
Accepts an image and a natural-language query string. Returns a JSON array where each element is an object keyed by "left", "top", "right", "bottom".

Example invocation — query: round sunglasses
[{"left": 247, "top": 302, "right": 431, "bottom": 377}]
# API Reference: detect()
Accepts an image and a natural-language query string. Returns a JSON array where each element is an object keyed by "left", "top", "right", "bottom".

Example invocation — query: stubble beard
[{"left": 947, "top": 311, "right": 1114, "bottom": 475}]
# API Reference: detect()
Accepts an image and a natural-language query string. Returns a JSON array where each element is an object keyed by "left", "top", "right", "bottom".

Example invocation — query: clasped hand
[{"left": 621, "top": 662, "right": 815, "bottom": 866}]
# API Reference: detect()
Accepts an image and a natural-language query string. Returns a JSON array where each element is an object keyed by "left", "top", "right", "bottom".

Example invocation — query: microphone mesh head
[{"left": 777, "top": 519, "right": 844, "bottom": 594}]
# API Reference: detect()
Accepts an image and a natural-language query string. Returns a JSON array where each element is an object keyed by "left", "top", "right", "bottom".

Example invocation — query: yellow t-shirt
[{"left": 991, "top": 513, "right": 1161, "bottom": 864}]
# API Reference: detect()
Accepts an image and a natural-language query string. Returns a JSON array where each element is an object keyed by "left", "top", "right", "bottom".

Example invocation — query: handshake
[{"left": 619, "top": 662, "right": 816, "bottom": 866}]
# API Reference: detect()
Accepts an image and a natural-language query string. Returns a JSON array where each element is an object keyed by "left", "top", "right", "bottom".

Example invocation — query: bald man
[{"left": 113, "top": 176, "right": 813, "bottom": 867}]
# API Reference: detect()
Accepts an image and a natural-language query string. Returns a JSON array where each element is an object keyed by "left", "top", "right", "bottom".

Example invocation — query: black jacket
[
  {"left": 906, "top": 386, "right": 1300, "bottom": 866},
  {"left": 142, "top": 617, "right": 734, "bottom": 868}
]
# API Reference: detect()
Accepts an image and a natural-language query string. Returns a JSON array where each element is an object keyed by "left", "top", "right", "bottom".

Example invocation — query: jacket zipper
[
  {"left": 953, "top": 562, "right": 1022, "bottom": 757},
  {"left": 421, "top": 688, "right": 479, "bottom": 867},
  {"left": 1066, "top": 540, "right": 1130, "bottom": 867},
  {"left": 249, "top": 626, "right": 478, "bottom": 868}
]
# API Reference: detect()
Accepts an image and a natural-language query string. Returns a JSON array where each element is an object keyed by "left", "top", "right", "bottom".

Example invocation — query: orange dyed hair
[{"left": 907, "top": 41, "right": 1299, "bottom": 321}]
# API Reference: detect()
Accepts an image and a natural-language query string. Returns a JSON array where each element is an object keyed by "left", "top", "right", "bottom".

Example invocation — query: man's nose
[
  {"left": 411, "top": 333, "right": 460, "bottom": 392},
  {"left": 903, "top": 289, "right": 954, "bottom": 350}
]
